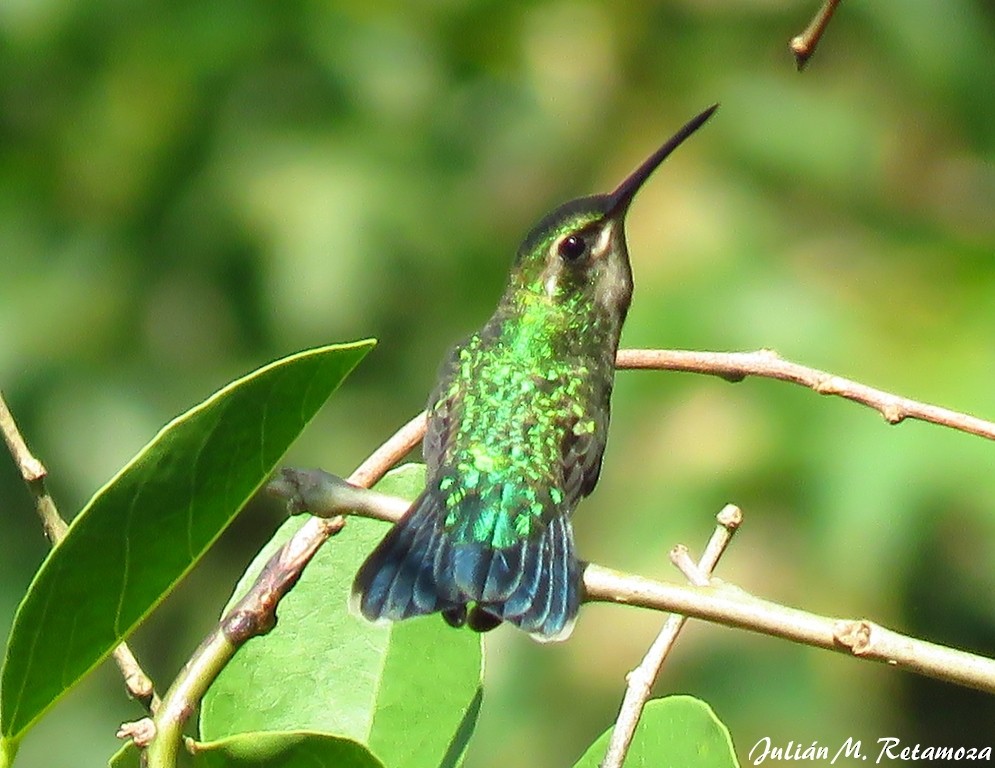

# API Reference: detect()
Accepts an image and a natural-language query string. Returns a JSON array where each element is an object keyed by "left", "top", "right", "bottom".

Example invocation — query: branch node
[
  {"left": 117, "top": 718, "right": 156, "bottom": 747},
  {"left": 268, "top": 468, "right": 354, "bottom": 517},
  {"left": 223, "top": 608, "right": 275, "bottom": 645},
  {"left": 624, "top": 666, "right": 653, "bottom": 695},
  {"left": 813, "top": 374, "right": 841, "bottom": 395},
  {"left": 834, "top": 619, "right": 873, "bottom": 655},
  {"left": 882, "top": 403, "right": 907, "bottom": 425}
]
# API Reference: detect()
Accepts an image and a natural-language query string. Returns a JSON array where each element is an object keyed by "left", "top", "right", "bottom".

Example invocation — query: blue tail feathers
[{"left": 351, "top": 490, "right": 580, "bottom": 642}]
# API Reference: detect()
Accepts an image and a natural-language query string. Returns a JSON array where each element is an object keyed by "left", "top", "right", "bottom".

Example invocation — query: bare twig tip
[
  {"left": 790, "top": 0, "right": 842, "bottom": 72},
  {"left": 22, "top": 457, "right": 47, "bottom": 483},
  {"left": 791, "top": 39, "right": 813, "bottom": 72},
  {"left": 716, "top": 504, "right": 743, "bottom": 529},
  {"left": 671, "top": 547, "right": 709, "bottom": 587}
]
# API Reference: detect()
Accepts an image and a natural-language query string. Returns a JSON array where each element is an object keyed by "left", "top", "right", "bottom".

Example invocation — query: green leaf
[
  {"left": 195, "top": 732, "right": 386, "bottom": 768},
  {"left": 200, "top": 464, "right": 483, "bottom": 768},
  {"left": 110, "top": 732, "right": 385, "bottom": 768},
  {"left": 107, "top": 743, "right": 140, "bottom": 768},
  {"left": 573, "top": 696, "right": 739, "bottom": 768},
  {"left": 1, "top": 341, "right": 375, "bottom": 749}
]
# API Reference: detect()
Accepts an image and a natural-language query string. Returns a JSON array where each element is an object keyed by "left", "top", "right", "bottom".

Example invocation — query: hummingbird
[{"left": 352, "top": 104, "right": 718, "bottom": 641}]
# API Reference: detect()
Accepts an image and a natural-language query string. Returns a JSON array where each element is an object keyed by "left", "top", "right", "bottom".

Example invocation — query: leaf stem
[{"left": 0, "top": 736, "right": 19, "bottom": 768}]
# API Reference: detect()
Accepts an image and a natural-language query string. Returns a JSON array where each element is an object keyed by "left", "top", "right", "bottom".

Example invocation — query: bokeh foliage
[{"left": 2, "top": 1, "right": 994, "bottom": 766}]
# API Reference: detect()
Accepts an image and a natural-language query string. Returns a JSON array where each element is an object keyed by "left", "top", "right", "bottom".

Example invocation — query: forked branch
[
  {"left": 601, "top": 505, "right": 742, "bottom": 768},
  {"left": 133, "top": 346, "right": 995, "bottom": 764}
]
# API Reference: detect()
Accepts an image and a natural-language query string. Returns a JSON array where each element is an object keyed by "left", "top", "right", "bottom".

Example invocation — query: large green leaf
[
  {"left": 1, "top": 341, "right": 375, "bottom": 755},
  {"left": 194, "top": 733, "right": 386, "bottom": 768},
  {"left": 200, "top": 464, "right": 483, "bottom": 768},
  {"left": 573, "top": 696, "right": 739, "bottom": 768},
  {"left": 110, "top": 732, "right": 385, "bottom": 768}
]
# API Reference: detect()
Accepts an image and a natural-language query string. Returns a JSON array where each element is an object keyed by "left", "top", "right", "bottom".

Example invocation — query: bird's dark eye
[{"left": 558, "top": 235, "right": 587, "bottom": 261}]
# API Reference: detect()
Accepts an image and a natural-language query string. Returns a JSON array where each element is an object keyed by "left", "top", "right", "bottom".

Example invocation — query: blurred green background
[{"left": 2, "top": 0, "right": 994, "bottom": 765}]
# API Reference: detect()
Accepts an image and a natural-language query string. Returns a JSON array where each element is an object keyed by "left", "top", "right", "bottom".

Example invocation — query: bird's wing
[
  {"left": 422, "top": 339, "right": 467, "bottom": 475},
  {"left": 560, "top": 375, "right": 612, "bottom": 504}
]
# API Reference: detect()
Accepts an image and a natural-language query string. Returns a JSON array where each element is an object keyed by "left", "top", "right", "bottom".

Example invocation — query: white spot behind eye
[
  {"left": 544, "top": 271, "right": 559, "bottom": 297},
  {"left": 593, "top": 222, "right": 614, "bottom": 256}
]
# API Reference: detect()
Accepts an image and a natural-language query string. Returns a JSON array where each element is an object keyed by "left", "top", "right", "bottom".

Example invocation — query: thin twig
[
  {"left": 601, "top": 505, "right": 742, "bottom": 768},
  {"left": 0, "top": 393, "right": 160, "bottom": 712},
  {"left": 349, "top": 411, "right": 426, "bottom": 488},
  {"left": 1, "top": 394, "right": 66, "bottom": 543},
  {"left": 790, "top": 0, "right": 843, "bottom": 70},
  {"left": 142, "top": 413, "right": 422, "bottom": 763},
  {"left": 112, "top": 646, "right": 157, "bottom": 712},
  {"left": 616, "top": 348, "right": 995, "bottom": 442},
  {"left": 583, "top": 564, "right": 995, "bottom": 694}
]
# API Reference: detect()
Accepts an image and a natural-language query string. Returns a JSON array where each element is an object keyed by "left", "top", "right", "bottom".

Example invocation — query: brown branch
[
  {"left": 601, "top": 505, "right": 742, "bottom": 768},
  {"left": 790, "top": 0, "right": 843, "bottom": 71},
  {"left": 583, "top": 564, "right": 995, "bottom": 694},
  {"left": 273, "top": 478, "right": 995, "bottom": 695},
  {"left": 1, "top": 394, "right": 67, "bottom": 544},
  {"left": 141, "top": 412, "right": 423, "bottom": 763},
  {"left": 616, "top": 348, "right": 995, "bottom": 442},
  {"left": 145, "top": 517, "right": 347, "bottom": 768},
  {"left": 349, "top": 411, "right": 426, "bottom": 488},
  {"left": 0, "top": 392, "right": 160, "bottom": 713}
]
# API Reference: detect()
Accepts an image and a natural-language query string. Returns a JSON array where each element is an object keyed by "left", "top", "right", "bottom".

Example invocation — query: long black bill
[{"left": 605, "top": 103, "right": 718, "bottom": 218}]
